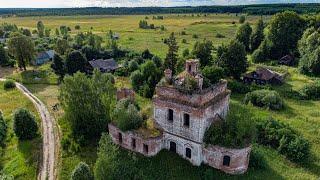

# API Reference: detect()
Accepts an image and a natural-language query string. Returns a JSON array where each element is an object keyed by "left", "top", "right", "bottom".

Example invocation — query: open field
[
  {"left": 0, "top": 82, "right": 41, "bottom": 180},
  {"left": 0, "top": 14, "right": 269, "bottom": 58}
]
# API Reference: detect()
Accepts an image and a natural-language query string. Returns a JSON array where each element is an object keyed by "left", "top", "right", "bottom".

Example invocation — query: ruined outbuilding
[{"left": 109, "top": 59, "right": 251, "bottom": 174}]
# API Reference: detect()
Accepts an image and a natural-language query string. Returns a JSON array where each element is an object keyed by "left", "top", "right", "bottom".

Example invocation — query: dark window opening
[
  {"left": 132, "top": 138, "right": 136, "bottom": 149},
  {"left": 186, "top": 148, "right": 192, "bottom": 159},
  {"left": 188, "top": 65, "right": 192, "bottom": 72},
  {"left": 118, "top": 133, "right": 122, "bottom": 144},
  {"left": 143, "top": 144, "right": 149, "bottom": 154},
  {"left": 223, "top": 156, "right": 231, "bottom": 166},
  {"left": 184, "top": 113, "right": 190, "bottom": 127},
  {"left": 168, "top": 109, "right": 173, "bottom": 122},
  {"left": 170, "top": 141, "right": 176, "bottom": 153}
]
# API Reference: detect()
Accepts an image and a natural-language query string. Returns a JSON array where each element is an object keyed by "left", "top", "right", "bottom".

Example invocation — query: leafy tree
[
  {"left": 65, "top": 50, "right": 87, "bottom": 75},
  {"left": 141, "top": 49, "right": 153, "bottom": 59},
  {"left": 37, "top": 21, "right": 45, "bottom": 38},
  {"left": 236, "top": 22, "right": 252, "bottom": 52},
  {"left": 51, "top": 54, "right": 65, "bottom": 81},
  {"left": 13, "top": 108, "right": 38, "bottom": 140},
  {"left": 266, "top": 11, "right": 305, "bottom": 59},
  {"left": 55, "top": 38, "right": 69, "bottom": 55},
  {"left": 244, "top": 90, "right": 284, "bottom": 110},
  {"left": 239, "top": 15, "right": 246, "bottom": 24},
  {"left": 182, "top": 48, "right": 190, "bottom": 58},
  {"left": 131, "top": 70, "right": 144, "bottom": 92},
  {"left": 251, "top": 40, "right": 271, "bottom": 63},
  {"left": 7, "top": 32, "right": 35, "bottom": 70},
  {"left": 94, "top": 133, "right": 121, "bottom": 180},
  {"left": 0, "top": 111, "right": 7, "bottom": 144},
  {"left": 128, "top": 60, "right": 139, "bottom": 72},
  {"left": 164, "top": 32, "right": 179, "bottom": 75},
  {"left": 21, "top": 28, "right": 31, "bottom": 36},
  {"left": 191, "top": 39, "right": 213, "bottom": 67},
  {"left": 45, "top": 28, "right": 51, "bottom": 37},
  {"left": 202, "top": 66, "right": 225, "bottom": 85},
  {"left": 216, "top": 40, "right": 248, "bottom": 80},
  {"left": 71, "top": 162, "right": 94, "bottom": 180},
  {"left": 250, "top": 19, "right": 265, "bottom": 51},
  {"left": 151, "top": 55, "right": 162, "bottom": 68},
  {"left": 59, "top": 71, "right": 116, "bottom": 140},
  {"left": 298, "top": 28, "right": 320, "bottom": 76},
  {"left": 60, "top": 26, "right": 68, "bottom": 36},
  {"left": 0, "top": 44, "right": 9, "bottom": 66},
  {"left": 112, "top": 99, "right": 143, "bottom": 131},
  {"left": 75, "top": 25, "right": 81, "bottom": 30},
  {"left": 55, "top": 28, "right": 60, "bottom": 36}
]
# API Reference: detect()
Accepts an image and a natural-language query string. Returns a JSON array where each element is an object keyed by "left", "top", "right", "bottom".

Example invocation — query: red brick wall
[
  {"left": 203, "top": 145, "right": 251, "bottom": 174},
  {"left": 108, "top": 124, "right": 163, "bottom": 157}
]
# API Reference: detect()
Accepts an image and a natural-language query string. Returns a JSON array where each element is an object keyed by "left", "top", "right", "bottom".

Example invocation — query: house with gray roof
[
  {"left": 33, "top": 50, "right": 55, "bottom": 65},
  {"left": 89, "top": 58, "right": 118, "bottom": 73}
]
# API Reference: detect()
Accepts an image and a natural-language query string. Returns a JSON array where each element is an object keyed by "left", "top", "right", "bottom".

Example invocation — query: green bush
[
  {"left": 0, "top": 111, "right": 7, "bottom": 144},
  {"left": 249, "top": 146, "right": 267, "bottom": 170},
  {"left": 215, "top": 33, "right": 225, "bottom": 38},
  {"left": 204, "top": 104, "right": 256, "bottom": 148},
  {"left": 3, "top": 80, "right": 16, "bottom": 90},
  {"left": 244, "top": 90, "right": 284, "bottom": 110},
  {"left": 112, "top": 98, "right": 143, "bottom": 131},
  {"left": 202, "top": 66, "right": 225, "bottom": 85},
  {"left": 299, "top": 81, "right": 320, "bottom": 100},
  {"left": 256, "top": 118, "right": 310, "bottom": 164},
  {"left": 128, "top": 60, "right": 139, "bottom": 73},
  {"left": 71, "top": 162, "right": 94, "bottom": 180},
  {"left": 13, "top": 108, "right": 38, "bottom": 140}
]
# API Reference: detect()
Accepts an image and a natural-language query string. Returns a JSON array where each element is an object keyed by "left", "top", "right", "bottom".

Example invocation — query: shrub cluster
[
  {"left": 71, "top": 162, "right": 94, "bottom": 180},
  {"left": 112, "top": 98, "right": 143, "bottom": 132},
  {"left": 13, "top": 108, "right": 38, "bottom": 140},
  {"left": 244, "top": 90, "right": 284, "bottom": 110},
  {"left": 249, "top": 146, "right": 267, "bottom": 170},
  {"left": 3, "top": 80, "right": 16, "bottom": 90},
  {"left": 204, "top": 104, "right": 256, "bottom": 148},
  {"left": 0, "top": 111, "right": 7, "bottom": 144},
  {"left": 256, "top": 118, "right": 310, "bottom": 163},
  {"left": 299, "top": 80, "right": 320, "bottom": 100}
]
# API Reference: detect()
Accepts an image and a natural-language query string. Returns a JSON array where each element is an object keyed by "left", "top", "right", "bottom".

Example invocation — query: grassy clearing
[
  {"left": 0, "top": 82, "right": 41, "bottom": 180},
  {"left": 0, "top": 14, "right": 268, "bottom": 58}
]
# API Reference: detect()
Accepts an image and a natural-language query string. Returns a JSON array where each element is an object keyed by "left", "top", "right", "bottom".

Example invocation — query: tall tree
[
  {"left": 51, "top": 54, "right": 65, "bottom": 81},
  {"left": 192, "top": 39, "right": 213, "bottom": 67},
  {"left": 37, "top": 21, "right": 45, "bottom": 38},
  {"left": 266, "top": 11, "right": 306, "bottom": 59},
  {"left": 55, "top": 38, "right": 69, "bottom": 55},
  {"left": 217, "top": 40, "right": 248, "bottom": 80},
  {"left": 7, "top": 32, "right": 35, "bottom": 70},
  {"left": 164, "top": 32, "right": 179, "bottom": 75},
  {"left": 250, "top": 19, "right": 265, "bottom": 52},
  {"left": 71, "top": 162, "right": 94, "bottom": 180},
  {"left": 65, "top": 50, "right": 87, "bottom": 75},
  {"left": 0, "top": 44, "right": 9, "bottom": 66},
  {"left": 59, "top": 71, "right": 116, "bottom": 140},
  {"left": 236, "top": 22, "right": 252, "bottom": 52}
]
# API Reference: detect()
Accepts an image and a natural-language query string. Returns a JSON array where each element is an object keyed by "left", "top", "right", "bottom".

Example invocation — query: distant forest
[{"left": 0, "top": 3, "right": 320, "bottom": 17}]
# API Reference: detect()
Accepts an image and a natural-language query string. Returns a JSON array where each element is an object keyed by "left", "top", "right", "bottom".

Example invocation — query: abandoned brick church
[{"left": 109, "top": 59, "right": 251, "bottom": 174}]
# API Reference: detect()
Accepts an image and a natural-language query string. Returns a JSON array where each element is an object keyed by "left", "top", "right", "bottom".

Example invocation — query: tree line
[{"left": 0, "top": 3, "right": 320, "bottom": 17}]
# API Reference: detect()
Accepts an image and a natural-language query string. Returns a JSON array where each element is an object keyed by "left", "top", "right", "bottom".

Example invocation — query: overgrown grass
[{"left": 0, "top": 82, "right": 41, "bottom": 180}]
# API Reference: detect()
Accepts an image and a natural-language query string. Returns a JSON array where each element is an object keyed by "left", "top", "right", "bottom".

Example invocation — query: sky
[{"left": 0, "top": 0, "right": 319, "bottom": 8}]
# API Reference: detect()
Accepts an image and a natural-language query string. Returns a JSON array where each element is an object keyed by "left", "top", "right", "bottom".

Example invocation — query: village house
[
  {"left": 279, "top": 54, "right": 295, "bottom": 66},
  {"left": 89, "top": 58, "right": 118, "bottom": 73},
  {"left": 108, "top": 59, "right": 252, "bottom": 175},
  {"left": 243, "top": 67, "right": 284, "bottom": 85},
  {"left": 33, "top": 50, "right": 55, "bottom": 65}
]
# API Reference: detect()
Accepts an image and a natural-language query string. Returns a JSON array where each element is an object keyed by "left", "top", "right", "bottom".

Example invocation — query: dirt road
[{"left": 0, "top": 79, "right": 57, "bottom": 180}]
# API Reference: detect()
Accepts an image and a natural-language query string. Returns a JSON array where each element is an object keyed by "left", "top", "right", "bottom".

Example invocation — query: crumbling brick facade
[{"left": 108, "top": 59, "right": 251, "bottom": 174}]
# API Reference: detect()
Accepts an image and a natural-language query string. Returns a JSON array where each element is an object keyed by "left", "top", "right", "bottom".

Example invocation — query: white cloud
[{"left": 0, "top": 0, "right": 319, "bottom": 8}]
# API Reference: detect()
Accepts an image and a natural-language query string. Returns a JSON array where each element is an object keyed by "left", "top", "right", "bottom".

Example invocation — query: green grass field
[
  {"left": 0, "top": 14, "right": 268, "bottom": 58},
  {"left": 0, "top": 82, "right": 41, "bottom": 180}
]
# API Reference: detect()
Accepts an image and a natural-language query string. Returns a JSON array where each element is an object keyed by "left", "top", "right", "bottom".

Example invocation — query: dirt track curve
[{"left": 0, "top": 79, "right": 57, "bottom": 180}]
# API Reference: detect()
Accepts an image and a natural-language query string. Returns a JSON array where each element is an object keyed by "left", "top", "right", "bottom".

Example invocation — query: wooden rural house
[
  {"left": 279, "top": 54, "right": 295, "bottom": 66},
  {"left": 243, "top": 67, "right": 284, "bottom": 85},
  {"left": 89, "top": 58, "right": 118, "bottom": 73},
  {"left": 33, "top": 50, "right": 55, "bottom": 65}
]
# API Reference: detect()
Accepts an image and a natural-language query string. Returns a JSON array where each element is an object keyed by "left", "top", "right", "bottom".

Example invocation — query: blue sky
[{"left": 0, "top": 0, "right": 319, "bottom": 8}]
